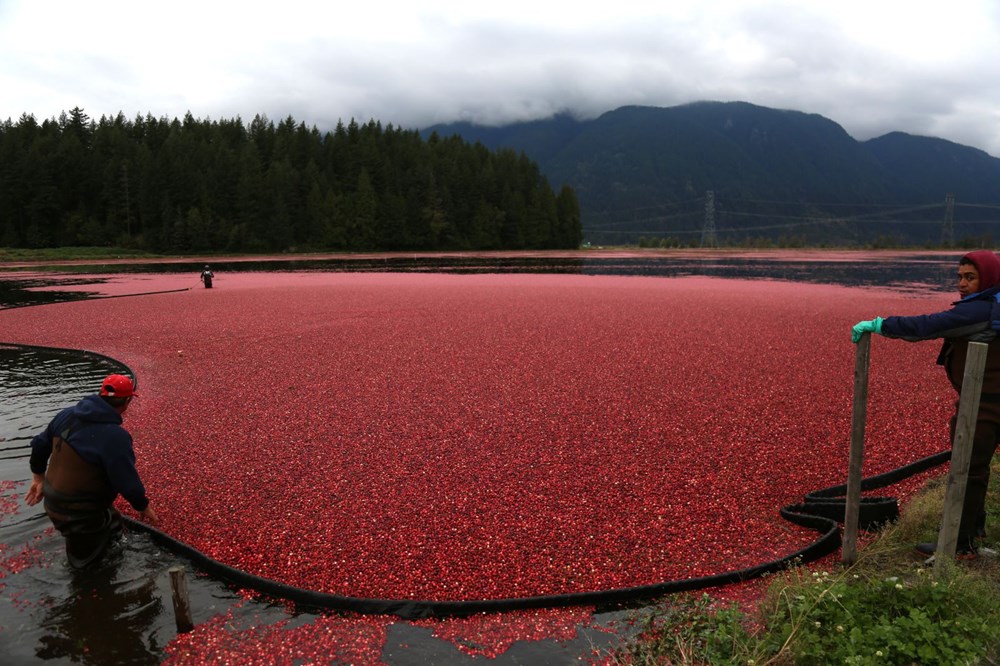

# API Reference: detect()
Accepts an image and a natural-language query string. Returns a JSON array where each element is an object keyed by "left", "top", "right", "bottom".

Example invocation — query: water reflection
[
  {"left": 34, "top": 548, "right": 162, "bottom": 665},
  {"left": 0, "top": 254, "right": 959, "bottom": 308},
  {"left": 0, "top": 345, "right": 126, "bottom": 469},
  {"left": 0, "top": 346, "right": 167, "bottom": 664}
]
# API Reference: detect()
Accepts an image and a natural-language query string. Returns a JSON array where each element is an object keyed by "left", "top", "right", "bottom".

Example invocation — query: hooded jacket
[
  {"left": 881, "top": 250, "right": 1000, "bottom": 397},
  {"left": 30, "top": 394, "right": 149, "bottom": 512}
]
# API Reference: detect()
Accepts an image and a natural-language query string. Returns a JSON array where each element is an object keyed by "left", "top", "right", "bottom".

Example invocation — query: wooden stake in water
[
  {"left": 842, "top": 332, "right": 871, "bottom": 565},
  {"left": 169, "top": 566, "right": 194, "bottom": 633},
  {"left": 935, "top": 341, "right": 988, "bottom": 571}
]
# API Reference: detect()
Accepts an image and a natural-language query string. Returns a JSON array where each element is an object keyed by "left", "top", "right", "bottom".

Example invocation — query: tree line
[{"left": 0, "top": 108, "right": 582, "bottom": 253}]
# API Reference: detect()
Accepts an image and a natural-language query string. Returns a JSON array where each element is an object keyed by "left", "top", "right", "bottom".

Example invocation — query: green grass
[{"left": 607, "top": 466, "right": 1000, "bottom": 665}]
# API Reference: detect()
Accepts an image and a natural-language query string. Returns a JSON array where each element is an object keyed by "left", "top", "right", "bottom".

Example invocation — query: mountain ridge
[{"left": 423, "top": 102, "right": 1000, "bottom": 245}]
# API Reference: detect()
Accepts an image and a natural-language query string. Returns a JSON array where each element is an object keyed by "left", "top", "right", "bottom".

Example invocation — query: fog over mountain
[{"left": 3, "top": 0, "right": 999, "bottom": 158}]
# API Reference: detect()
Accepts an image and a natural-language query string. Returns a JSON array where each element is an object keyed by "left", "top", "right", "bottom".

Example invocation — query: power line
[
  {"left": 585, "top": 197, "right": 957, "bottom": 221},
  {"left": 956, "top": 203, "right": 1000, "bottom": 211},
  {"left": 589, "top": 196, "right": 706, "bottom": 218},
  {"left": 583, "top": 211, "right": 702, "bottom": 230},
  {"left": 587, "top": 215, "right": 1000, "bottom": 237},
  {"left": 942, "top": 193, "right": 955, "bottom": 246},
  {"left": 588, "top": 199, "right": 940, "bottom": 228},
  {"left": 582, "top": 195, "right": 1000, "bottom": 241},
  {"left": 724, "top": 197, "right": 942, "bottom": 209}
]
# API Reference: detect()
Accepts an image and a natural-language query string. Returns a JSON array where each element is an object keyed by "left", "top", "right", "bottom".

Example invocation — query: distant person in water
[
  {"left": 201, "top": 264, "right": 214, "bottom": 288},
  {"left": 25, "top": 374, "right": 158, "bottom": 568},
  {"left": 851, "top": 250, "right": 1000, "bottom": 558}
]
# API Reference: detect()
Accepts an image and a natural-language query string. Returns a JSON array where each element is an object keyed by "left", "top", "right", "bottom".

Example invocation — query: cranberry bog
[{"left": 0, "top": 258, "right": 959, "bottom": 663}]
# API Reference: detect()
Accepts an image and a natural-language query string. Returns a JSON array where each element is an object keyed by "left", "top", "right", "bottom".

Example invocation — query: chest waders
[{"left": 43, "top": 421, "right": 122, "bottom": 568}]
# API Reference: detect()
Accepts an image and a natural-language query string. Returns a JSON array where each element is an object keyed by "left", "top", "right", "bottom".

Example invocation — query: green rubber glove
[{"left": 851, "top": 317, "right": 884, "bottom": 343}]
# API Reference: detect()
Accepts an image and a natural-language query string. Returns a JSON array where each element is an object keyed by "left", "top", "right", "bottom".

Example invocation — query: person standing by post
[
  {"left": 201, "top": 264, "right": 214, "bottom": 288},
  {"left": 25, "top": 374, "right": 158, "bottom": 568},
  {"left": 851, "top": 250, "right": 1000, "bottom": 557}
]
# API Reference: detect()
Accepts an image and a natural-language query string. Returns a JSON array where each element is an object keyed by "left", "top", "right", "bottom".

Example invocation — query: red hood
[{"left": 962, "top": 250, "right": 1000, "bottom": 291}]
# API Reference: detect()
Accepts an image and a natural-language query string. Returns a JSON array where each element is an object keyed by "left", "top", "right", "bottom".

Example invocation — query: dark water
[
  {"left": 0, "top": 253, "right": 956, "bottom": 309},
  {"left": 0, "top": 346, "right": 202, "bottom": 664},
  {"left": 0, "top": 254, "right": 958, "bottom": 664}
]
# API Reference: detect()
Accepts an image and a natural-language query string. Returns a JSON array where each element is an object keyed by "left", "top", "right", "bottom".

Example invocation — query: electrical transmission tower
[
  {"left": 701, "top": 190, "right": 718, "bottom": 247},
  {"left": 941, "top": 193, "right": 955, "bottom": 247}
]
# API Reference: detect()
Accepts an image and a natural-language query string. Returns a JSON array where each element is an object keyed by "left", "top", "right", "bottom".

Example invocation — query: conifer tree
[{"left": 0, "top": 109, "right": 582, "bottom": 252}]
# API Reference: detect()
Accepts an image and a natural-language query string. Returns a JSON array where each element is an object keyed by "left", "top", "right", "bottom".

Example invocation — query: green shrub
[
  {"left": 613, "top": 564, "right": 1000, "bottom": 665},
  {"left": 761, "top": 567, "right": 1000, "bottom": 665}
]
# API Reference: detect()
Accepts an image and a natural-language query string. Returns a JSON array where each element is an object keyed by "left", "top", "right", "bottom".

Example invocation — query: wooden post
[
  {"left": 842, "top": 332, "right": 871, "bottom": 565},
  {"left": 935, "top": 341, "right": 988, "bottom": 572},
  {"left": 169, "top": 566, "right": 194, "bottom": 633}
]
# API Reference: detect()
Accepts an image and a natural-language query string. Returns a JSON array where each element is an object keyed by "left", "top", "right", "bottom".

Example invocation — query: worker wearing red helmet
[{"left": 25, "top": 373, "right": 158, "bottom": 568}]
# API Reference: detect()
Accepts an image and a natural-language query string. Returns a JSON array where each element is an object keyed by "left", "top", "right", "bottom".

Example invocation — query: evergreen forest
[{"left": 0, "top": 108, "right": 583, "bottom": 253}]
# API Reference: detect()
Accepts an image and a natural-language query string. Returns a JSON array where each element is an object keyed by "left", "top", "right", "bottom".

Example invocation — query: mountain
[
  {"left": 864, "top": 132, "right": 1000, "bottom": 203},
  {"left": 423, "top": 102, "right": 1000, "bottom": 246}
]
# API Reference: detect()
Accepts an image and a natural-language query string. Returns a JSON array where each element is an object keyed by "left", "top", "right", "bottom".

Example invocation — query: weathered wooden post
[
  {"left": 169, "top": 566, "right": 194, "bottom": 633},
  {"left": 934, "top": 341, "right": 988, "bottom": 573},
  {"left": 842, "top": 332, "right": 871, "bottom": 565}
]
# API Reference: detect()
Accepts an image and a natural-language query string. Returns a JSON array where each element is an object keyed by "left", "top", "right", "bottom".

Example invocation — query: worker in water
[
  {"left": 25, "top": 374, "right": 158, "bottom": 568},
  {"left": 852, "top": 250, "right": 1000, "bottom": 558},
  {"left": 201, "top": 264, "right": 214, "bottom": 288}
]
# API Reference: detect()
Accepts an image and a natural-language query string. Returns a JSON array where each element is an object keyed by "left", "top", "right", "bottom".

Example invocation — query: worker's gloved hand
[{"left": 851, "top": 317, "right": 884, "bottom": 343}]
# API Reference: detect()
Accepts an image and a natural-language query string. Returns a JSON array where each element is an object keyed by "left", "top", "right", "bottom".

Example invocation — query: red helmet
[{"left": 99, "top": 374, "right": 137, "bottom": 398}]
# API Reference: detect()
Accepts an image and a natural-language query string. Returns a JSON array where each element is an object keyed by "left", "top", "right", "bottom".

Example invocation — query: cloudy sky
[{"left": 2, "top": 0, "right": 999, "bottom": 156}]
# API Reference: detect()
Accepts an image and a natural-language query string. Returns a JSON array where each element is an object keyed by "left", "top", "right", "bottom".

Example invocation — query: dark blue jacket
[
  {"left": 881, "top": 285, "right": 1000, "bottom": 343},
  {"left": 30, "top": 395, "right": 149, "bottom": 511},
  {"left": 882, "top": 285, "right": 1000, "bottom": 397}
]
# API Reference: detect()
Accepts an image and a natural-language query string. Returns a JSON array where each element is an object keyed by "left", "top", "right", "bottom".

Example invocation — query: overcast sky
[{"left": 2, "top": 0, "right": 998, "bottom": 156}]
